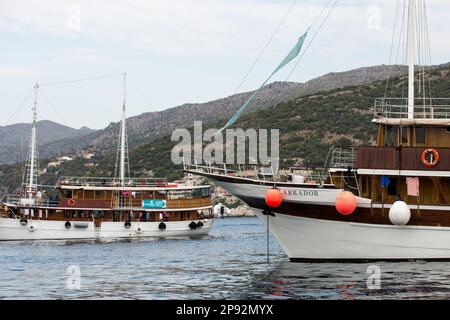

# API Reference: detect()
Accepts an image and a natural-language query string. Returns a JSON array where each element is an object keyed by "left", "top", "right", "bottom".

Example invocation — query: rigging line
[
  {"left": 284, "top": 0, "right": 338, "bottom": 83},
  {"left": 4, "top": 88, "right": 33, "bottom": 126},
  {"left": 398, "top": 0, "right": 407, "bottom": 102},
  {"left": 389, "top": 0, "right": 401, "bottom": 65},
  {"left": 419, "top": 0, "right": 427, "bottom": 100},
  {"left": 384, "top": 0, "right": 401, "bottom": 98},
  {"left": 422, "top": 1, "right": 433, "bottom": 99},
  {"left": 39, "top": 88, "right": 70, "bottom": 127},
  {"left": 309, "top": 0, "right": 335, "bottom": 30},
  {"left": 388, "top": 0, "right": 406, "bottom": 98},
  {"left": 207, "top": 0, "right": 336, "bottom": 145},
  {"left": 232, "top": 0, "right": 299, "bottom": 95},
  {"left": 129, "top": 77, "right": 153, "bottom": 109},
  {"left": 395, "top": 1, "right": 407, "bottom": 67},
  {"left": 39, "top": 72, "right": 124, "bottom": 87},
  {"left": 420, "top": 0, "right": 430, "bottom": 105},
  {"left": 415, "top": 0, "right": 422, "bottom": 97},
  {"left": 424, "top": 3, "right": 433, "bottom": 114}
]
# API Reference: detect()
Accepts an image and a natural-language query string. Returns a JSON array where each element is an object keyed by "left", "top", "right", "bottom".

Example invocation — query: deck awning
[{"left": 372, "top": 118, "right": 450, "bottom": 126}]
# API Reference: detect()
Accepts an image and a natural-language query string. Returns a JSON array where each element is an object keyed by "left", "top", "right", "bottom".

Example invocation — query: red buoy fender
[
  {"left": 265, "top": 188, "right": 283, "bottom": 208},
  {"left": 335, "top": 191, "right": 357, "bottom": 215}
]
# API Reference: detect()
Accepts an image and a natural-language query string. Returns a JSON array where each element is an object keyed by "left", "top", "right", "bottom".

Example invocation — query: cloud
[
  {"left": 0, "top": 0, "right": 377, "bottom": 55},
  {"left": 1, "top": 0, "right": 450, "bottom": 129},
  {"left": 0, "top": 66, "right": 33, "bottom": 77},
  {"left": 1, "top": 0, "right": 449, "bottom": 61}
]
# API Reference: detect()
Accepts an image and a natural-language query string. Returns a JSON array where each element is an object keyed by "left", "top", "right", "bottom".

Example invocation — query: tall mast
[
  {"left": 119, "top": 72, "right": 127, "bottom": 186},
  {"left": 407, "top": 0, "right": 415, "bottom": 119},
  {"left": 27, "top": 83, "right": 39, "bottom": 198}
]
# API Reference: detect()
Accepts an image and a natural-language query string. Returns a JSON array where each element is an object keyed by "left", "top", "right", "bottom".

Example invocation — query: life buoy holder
[
  {"left": 20, "top": 218, "right": 28, "bottom": 226},
  {"left": 65, "top": 221, "right": 72, "bottom": 229},
  {"left": 135, "top": 226, "right": 142, "bottom": 234},
  {"left": 28, "top": 225, "right": 36, "bottom": 232},
  {"left": 158, "top": 222, "right": 166, "bottom": 231},
  {"left": 67, "top": 199, "right": 76, "bottom": 207},
  {"left": 189, "top": 221, "right": 198, "bottom": 230},
  {"left": 124, "top": 221, "right": 131, "bottom": 229},
  {"left": 421, "top": 148, "right": 440, "bottom": 168}
]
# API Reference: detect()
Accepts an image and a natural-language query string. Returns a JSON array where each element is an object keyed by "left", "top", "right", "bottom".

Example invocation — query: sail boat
[
  {"left": 0, "top": 74, "right": 214, "bottom": 240},
  {"left": 185, "top": 0, "right": 450, "bottom": 261}
]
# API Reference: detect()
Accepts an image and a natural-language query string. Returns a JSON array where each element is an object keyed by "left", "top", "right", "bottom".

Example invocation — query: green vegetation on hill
[{"left": 1, "top": 65, "right": 450, "bottom": 197}]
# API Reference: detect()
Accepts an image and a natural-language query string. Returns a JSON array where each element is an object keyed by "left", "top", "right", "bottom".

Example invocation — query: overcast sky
[{"left": 1, "top": 0, "right": 450, "bottom": 129}]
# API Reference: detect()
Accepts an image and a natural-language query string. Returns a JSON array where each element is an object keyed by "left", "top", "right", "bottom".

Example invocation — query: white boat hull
[
  {"left": 256, "top": 211, "right": 450, "bottom": 261},
  {"left": 0, "top": 218, "right": 213, "bottom": 241},
  {"left": 212, "top": 180, "right": 450, "bottom": 261}
]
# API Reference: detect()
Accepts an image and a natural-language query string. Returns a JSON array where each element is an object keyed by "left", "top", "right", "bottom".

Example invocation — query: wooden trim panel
[
  {"left": 240, "top": 195, "right": 450, "bottom": 228},
  {"left": 356, "top": 146, "right": 450, "bottom": 171}
]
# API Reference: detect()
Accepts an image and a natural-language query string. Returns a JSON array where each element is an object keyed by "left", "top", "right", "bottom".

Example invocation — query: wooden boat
[
  {"left": 1, "top": 177, "right": 213, "bottom": 240},
  {"left": 184, "top": 0, "right": 450, "bottom": 261},
  {"left": 0, "top": 77, "right": 214, "bottom": 241}
]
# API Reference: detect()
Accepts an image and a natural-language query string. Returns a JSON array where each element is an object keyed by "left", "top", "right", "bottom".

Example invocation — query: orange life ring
[
  {"left": 421, "top": 148, "right": 440, "bottom": 168},
  {"left": 67, "top": 198, "right": 76, "bottom": 207}
]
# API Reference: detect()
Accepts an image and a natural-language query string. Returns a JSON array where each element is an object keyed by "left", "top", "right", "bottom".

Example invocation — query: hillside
[
  {"left": 28, "top": 64, "right": 410, "bottom": 163},
  {"left": 2, "top": 63, "right": 448, "bottom": 198},
  {"left": 0, "top": 120, "right": 95, "bottom": 165},
  {"left": 0, "top": 66, "right": 450, "bottom": 198},
  {"left": 118, "top": 64, "right": 450, "bottom": 178}
]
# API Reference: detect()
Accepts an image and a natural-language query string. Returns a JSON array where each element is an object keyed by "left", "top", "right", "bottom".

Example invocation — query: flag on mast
[{"left": 219, "top": 29, "right": 309, "bottom": 133}]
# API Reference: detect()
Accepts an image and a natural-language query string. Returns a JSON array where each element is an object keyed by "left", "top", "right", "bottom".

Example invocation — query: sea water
[{"left": 1, "top": 217, "right": 450, "bottom": 300}]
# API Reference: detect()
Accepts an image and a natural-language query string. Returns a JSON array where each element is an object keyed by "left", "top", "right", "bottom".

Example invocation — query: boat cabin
[
  {"left": 329, "top": 97, "right": 450, "bottom": 207},
  {"left": 2, "top": 176, "right": 213, "bottom": 225}
]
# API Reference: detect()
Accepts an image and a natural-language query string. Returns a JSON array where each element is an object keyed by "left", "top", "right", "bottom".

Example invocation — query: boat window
[
  {"left": 64, "top": 190, "right": 73, "bottom": 198},
  {"left": 192, "top": 188, "right": 202, "bottom": 198},
  {"left": 167, "top": 190, "right": 186, "bottom": 200},
  {"left": 201, "top": 187, "right": 211, "bottom": 197},
  {"left": 400, "top": 127, "right": 409, "bottom": 145},
  {"left": 384, "top": 126, "right": 398, "bottom": 146},
  {"left": 415, "top": 127, "right": 426, "bottom": 145}
]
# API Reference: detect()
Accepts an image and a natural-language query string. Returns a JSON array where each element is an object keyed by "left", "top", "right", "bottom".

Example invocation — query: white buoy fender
[{"left": 389, "top": 201, "right": 411, "bottom": 226}]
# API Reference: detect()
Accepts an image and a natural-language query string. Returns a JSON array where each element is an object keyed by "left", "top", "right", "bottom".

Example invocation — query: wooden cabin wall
[
  {"left": 358, "top": 175, "right": 449, "bottom": 205},
  {"left": 426, "top": 127, "right": 450, "bottom": 147},
  {"left": 376, "top": 124, "right": 384, "bottom": 146},
  {"left": 377, "top": 124, "right": 450, "bottom": 147}
]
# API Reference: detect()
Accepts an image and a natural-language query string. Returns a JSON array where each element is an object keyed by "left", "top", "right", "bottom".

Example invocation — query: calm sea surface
[{"left": 1, "top": 217, "right": 450, "bottom": 300}]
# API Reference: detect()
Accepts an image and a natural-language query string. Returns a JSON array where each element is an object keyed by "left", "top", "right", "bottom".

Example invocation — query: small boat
[
  {"left": 185, "top": 0, "right": 450, "bottom": 261},
  {"left": 0, "top": 77, "right": 214, "bottom": 241}
]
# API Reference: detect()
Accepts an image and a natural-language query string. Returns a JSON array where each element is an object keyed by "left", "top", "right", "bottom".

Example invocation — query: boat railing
[
  {"left": 374, "top": 97, "right": 450, "bottom": 119},
  {"left": 325, "top": 146, "right": 357, "bottom": 169},
  {"left": 4, "top": 195, "right": 60, "bottom": 207},
  {"left": 56, "top": 176, "right": 168, "bottom": 188},
  {"left": 184, "top": 161, "right": 331, "bottom": 185},
  {"left": 184, "top": 161, "right": 266, "bottom": 180}
]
